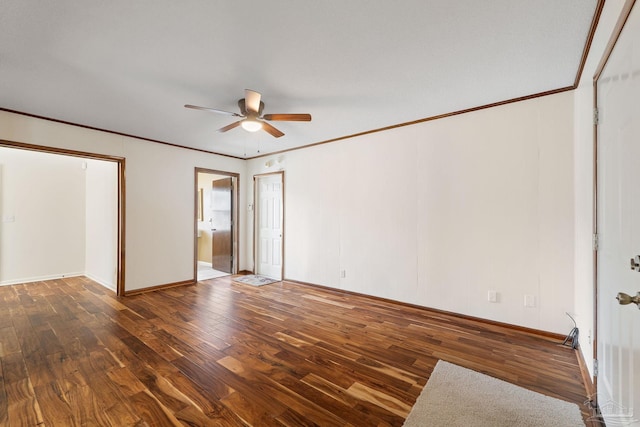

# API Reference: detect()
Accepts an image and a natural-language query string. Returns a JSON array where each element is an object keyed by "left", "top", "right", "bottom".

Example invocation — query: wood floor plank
[
  {"left": 0, "top": 326, "right": 20, "bottom": 356},
  {"left": 0, "top": 358, "right": 8, "bottom": 425},
  {"left": 33, "top": 380, "right": 76, "bottom": 426},
  {"left": 346, "top": 382, "right": 411, "bottom": 418},
  {"left": 0, "top": 276, "right": 594, "bottom": 425},
  {"left": 127, "top": 390, "right": 183, "bottom": 426},
  {"left": 5, "top": 378, "right": 44, "bottom": 426},
  {"left": 220, "top": 390, "right": 285, "bottom": 426}
]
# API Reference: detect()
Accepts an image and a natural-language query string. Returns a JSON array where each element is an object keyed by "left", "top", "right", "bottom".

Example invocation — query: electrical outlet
[
  {"left": 488, "top": 290, "right": 498, "bottom": 303},
  {"left": 524, "top": 294, "right": 536, "bottom": 308},
  {"left": 340, "top": 270, "right": 346, "bottom": 278}
]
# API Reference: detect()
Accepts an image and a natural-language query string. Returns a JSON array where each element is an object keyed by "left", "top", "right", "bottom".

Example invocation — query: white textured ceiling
[{"left": 0, "top": 1, "right": 599, "bottom": 158}]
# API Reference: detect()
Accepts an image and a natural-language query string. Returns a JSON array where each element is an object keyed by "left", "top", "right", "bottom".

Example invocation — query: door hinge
[
  {"left": 593, "top": 233, "right": 599, "bottom": 251},
  {"left": 593, "top": 107, "right": 599, "bottom": 125},
  {"left": 593, "top": 359, "right": 598, "bottom": 377}
]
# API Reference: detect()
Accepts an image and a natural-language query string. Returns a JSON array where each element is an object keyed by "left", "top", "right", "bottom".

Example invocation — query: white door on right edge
[
  {"left": 255, "top": 174, "right": 283, "bottom": 280},
  {"left": 596, "top": 3, "right": 640, "bottom": 425}
]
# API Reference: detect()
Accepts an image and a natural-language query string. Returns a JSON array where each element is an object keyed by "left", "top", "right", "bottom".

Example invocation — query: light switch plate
[{"left": 488, "top": 290, "right": 497, "bottom": 303}]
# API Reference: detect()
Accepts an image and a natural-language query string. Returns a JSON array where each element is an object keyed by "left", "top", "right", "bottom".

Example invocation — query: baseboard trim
[
  {"left": 575, "top": 346, "right": 604, "bottom": 426},
  {"left": 0, "top": 272, "right": 84, "bottom": 287},
  {"left": 124, "top": 279, "right": 195, "bottom": 296},
  {"left": 84, "top": 273, "right": 116, "bottom": 292},
  {"left": 121, "top": 273, "right": 564, "bottom": 341},
  {"left": 284, "top": 278, "right": 566, "bottom": 342},
  {"left": 125, "top": 271, "right": 251, "bottom": 296},
  {"left": 576, "top": 345, "right": 596, "bottom": 400}
]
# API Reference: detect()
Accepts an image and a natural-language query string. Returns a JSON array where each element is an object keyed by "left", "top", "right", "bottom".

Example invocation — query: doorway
[
  {"left": 254, "top": 172, "right": 284, "bottom": 280},
  {"left": 0, "top": 140, "right": 125, "bottom": 295},
  {"left": 195, "top": 168, "right": 239, "bottom": 281}
]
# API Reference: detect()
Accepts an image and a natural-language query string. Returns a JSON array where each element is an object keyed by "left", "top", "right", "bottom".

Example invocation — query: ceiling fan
[{"left": 185, "top": 89, "right": 311, "bottom": 138}]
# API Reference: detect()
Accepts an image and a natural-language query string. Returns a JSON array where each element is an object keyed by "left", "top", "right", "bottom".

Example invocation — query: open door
[
  {"left": 211, "top": 177, "right": 233, "bottom": 273},
  {"left": 195, "top": 168, "right": 239, "bottom": 281},
  {"left": 594, "top": 2, "right": 640, "bottom": 424},
  {"left": 254, "top": 173, "right": 284, "bottom": 280}
]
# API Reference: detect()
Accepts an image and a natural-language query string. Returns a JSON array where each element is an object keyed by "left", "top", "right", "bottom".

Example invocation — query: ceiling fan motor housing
[{"left": 238, "top": 99, "right": 264, "bottom": 116}]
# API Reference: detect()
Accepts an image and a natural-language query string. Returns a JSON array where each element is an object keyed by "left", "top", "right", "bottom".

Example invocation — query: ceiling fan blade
[
  {"left": 244, "top": 89, "right": 262, "bottom": 113},
  {"left": 217, "top": 121, "right": 242, "bottom": 133},
  {"left": 263, "top": 113, "right": 312, "bottom": 122},
  {"left": 185, "top": 104, "right": 243, "bottom": 117},
  {"left": 261, "top": 121, "right": 285, "bottom": 138}
]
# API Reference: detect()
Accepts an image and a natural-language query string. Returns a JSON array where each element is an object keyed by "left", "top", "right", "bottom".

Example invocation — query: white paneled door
[
  {"left": 596, "top": 3, "right": 640, "bottom": 425},
  {"left": 255, "top": 173, "right": 283, "bottom": 280}
]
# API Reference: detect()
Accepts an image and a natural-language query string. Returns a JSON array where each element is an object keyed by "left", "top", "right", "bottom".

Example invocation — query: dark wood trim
[
  {"left": 237, "top": 270, "right": 253, "bottom": 275},
  {"left": 0, "top": 86, "right": 585, "bottom": 164},
  {"left": 248, "top": 86, "right": 576, "bottom": 160},
  {"left": 281, "top": 172, "right": 286, "bottom": 282},
  {"left": 194, "top": 168, "right": 241, "bottom": 281},
  {"left": 593, "top": 0, "right": 637, "bottom": 81},
  {"left": 123, "top": 279, "right": 195, "bottom": 296},
  {"left": 252, "top": 172, "right": 285, "bottom": 178},
  {"left": 0, "top": 138, "right": 124, "bottom": 162},
  {"left": 574, "top": 0, "right": 606, "bottom": 87},
  {"left": 0, "top": 107, "right": 246, "bottom": 160},
  {"left": 118, "top": 159, "right": 126, "bottom": 296},
  {"left": 253, "top": 172, "right": 285, "bottom": 280},
  {"left": 590, "top": 0, "right": 638, "bottom": 409},
  {"left": 0, "top": 139, "right": 127, "bottom": 296},
  {"left": 193, "top": 170, "right": 198, "bottom": 283},
  {"left": 285, "top": 278, "right": 566, "bottom": 342}
]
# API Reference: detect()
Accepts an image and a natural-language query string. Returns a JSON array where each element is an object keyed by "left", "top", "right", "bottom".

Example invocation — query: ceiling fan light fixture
[
  {"left": 241, "top": 118, "right": 262, "bottom": 132},
  {"left": 186, "top": 89, "right": 309, "bottom": 138}
]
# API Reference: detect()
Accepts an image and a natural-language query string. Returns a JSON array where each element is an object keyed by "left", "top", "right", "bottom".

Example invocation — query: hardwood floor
[{"left": 0, "top": 276, "right": 592, "bottom": 426}]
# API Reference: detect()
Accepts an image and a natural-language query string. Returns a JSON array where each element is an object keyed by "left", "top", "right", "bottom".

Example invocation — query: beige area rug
[
  {"left": 403, "top": 360, "right": 585, "bottom": 427},
  {"left": 233, "top": 275, "right": 279, "bottom": 286}
]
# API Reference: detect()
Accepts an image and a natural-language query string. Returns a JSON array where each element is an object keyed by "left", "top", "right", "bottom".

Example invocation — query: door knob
[{"left": 616, "top": 292, "right": 640, "bottom": 309}]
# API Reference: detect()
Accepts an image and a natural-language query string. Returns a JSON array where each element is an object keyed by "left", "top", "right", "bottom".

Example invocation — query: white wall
[
  {"left": 248, "top": 91, "right": 576, "bottom": 334},
  {"left": 85, "top": 158, "right": 118, "bottom": 290},
  {"left": 573, "top": 0, "right": 629, "bottom": 377},
  {"left": 0, "top": 110, "right": 247, "bottom": 291},
  {"left": 0, "top": 147, "right": 86, "bottom": 284}
]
